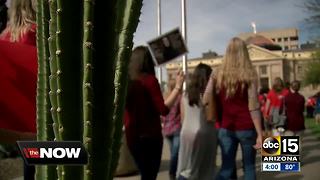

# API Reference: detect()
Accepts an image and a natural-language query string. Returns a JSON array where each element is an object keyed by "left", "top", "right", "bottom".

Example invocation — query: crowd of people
[
  {"left": 124, "top": 38, "right": 320, "bottom": 180},
  {"left": 1, "top": 0, "right": 320, "bottom": 180}
]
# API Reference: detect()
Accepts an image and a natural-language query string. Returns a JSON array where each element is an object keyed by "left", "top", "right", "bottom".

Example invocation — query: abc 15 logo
[{"left": 261, "top": 136, "right": 299, "bottom": 156}]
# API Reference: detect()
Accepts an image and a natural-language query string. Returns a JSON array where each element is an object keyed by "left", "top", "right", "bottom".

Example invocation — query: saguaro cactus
[{"left": 35, "top": 0, "right": 143, "bottom": 179}]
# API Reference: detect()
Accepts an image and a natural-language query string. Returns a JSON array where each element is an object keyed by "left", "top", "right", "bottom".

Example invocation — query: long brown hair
[
  {"left": 215, "top": 37, "right": 257, "bottom": 98},
  {"left": 129, "top": 46, "right": 155, "bottom": 80},
  {"left": 187, "top": 63, "right": 212, "bottom": 107},
  {"left": 0, "top": 0, "right": 36, "bottom": 42}
]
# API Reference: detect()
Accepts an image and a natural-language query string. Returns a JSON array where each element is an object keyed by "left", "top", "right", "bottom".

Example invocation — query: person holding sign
[{"left": 124, "top": 46, "right": 184, "bottom": 180}]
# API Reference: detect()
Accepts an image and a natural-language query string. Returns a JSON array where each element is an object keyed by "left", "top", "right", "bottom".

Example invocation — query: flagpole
[
  {"left": 181, "top": 0, "right": 188, "bottom": 90},
  {"left": 157, "top": 0, "right": 162, "bottom": 83}
]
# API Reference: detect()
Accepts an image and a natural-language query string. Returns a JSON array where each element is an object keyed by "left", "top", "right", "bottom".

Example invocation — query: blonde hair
[
  {"left": 1, "top": 0, "right": 36, "bottom": 42},
  {"left": 215, "top": 37, "right": 257, "bottom": 98}
]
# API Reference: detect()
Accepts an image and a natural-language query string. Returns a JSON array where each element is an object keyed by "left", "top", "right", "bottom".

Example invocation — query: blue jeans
[
  {"left": 166, "top": 131, "right": 180, "bottom": 178},
  {"left": 217, "top": 128, "right": 257, "bottom": 180}
]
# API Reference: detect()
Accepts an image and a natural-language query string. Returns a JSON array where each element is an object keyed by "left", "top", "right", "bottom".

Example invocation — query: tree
[
  {"left": 304, "top": 50, "right": 320, "bottom": 86},
  {"left": 303, "top": 0, "right": 320, "bottom": 42},
  {"left": 304, "top": 0, "right": 320, "bottom": 29}
]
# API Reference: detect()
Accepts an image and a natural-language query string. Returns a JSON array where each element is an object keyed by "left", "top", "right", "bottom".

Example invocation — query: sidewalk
[{"left": 115, "top": 129, "right": 320, "bottom": 180}]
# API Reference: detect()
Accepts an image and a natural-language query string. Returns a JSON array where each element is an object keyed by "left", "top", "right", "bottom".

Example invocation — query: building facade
[
  {"left": 166, "top": 44, "right": 319, "bottom": 97},
  {"left": 238, "top": 28, "right": 299, "bottom": 50}
]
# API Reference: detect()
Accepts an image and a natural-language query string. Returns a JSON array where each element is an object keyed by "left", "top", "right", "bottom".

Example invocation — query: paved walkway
[
  {"left": 115, "top": 129, "right": 320, "bottom": 180},
  {"left": 4, "top": 129, "right": 319, "bottom": 180}
]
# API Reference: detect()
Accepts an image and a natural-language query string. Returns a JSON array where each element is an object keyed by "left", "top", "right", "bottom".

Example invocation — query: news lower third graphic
[
  {"left": 261, "top": 136, "right": 300, "bottom": 172},
  {"left": 17, "top": 141, "right": 88, "bottom": 165}
]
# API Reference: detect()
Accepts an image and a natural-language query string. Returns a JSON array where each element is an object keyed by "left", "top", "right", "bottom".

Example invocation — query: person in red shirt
[
  {"left": 258, "top": 87, "right": 270, "bottom": 135},
  {"left": 204, "top": 37, "right": 263, "bottom": 180},
  {"left": 264, "top": 77, "right": 289, "bottom": 136},
  {"left": 125, "top": 46, "right": 184, "bottom": 180},
  {"left": 0, "top": 0, "right": 36, "bottom": 46},
  {"left": 0, "top": 0, "right": 37, "bottom": 138},
  {"left": 0, "top": 1, "right": 36, "bottom": 179},
  {"left": 284, "top": 81, "right": 305, "bottom": 136},
  {"left": 306, "top": 96, "right": 316, "bottom": 118}
]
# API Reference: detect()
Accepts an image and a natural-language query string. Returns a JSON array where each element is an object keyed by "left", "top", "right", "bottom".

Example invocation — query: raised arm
[
  {"left": 164, "top": 70, "right": 184, "bottom": 108},
  {"left": 203, "top": 72, "right": 217, "bottom": 122},
  {"left": 147, "top": 71, "right": 184, "bottom": 116}
]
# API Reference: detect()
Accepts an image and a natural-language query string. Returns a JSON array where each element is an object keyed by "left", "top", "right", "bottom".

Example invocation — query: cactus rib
[
  {"left": 109, "top": 0, "right": 143, "bottom": 178},
  {"left": 82, "top": 0, "right": 94, "bottom": 179},
  {"left": 55, "top": 0, "right": 83, "bottom": 179}
]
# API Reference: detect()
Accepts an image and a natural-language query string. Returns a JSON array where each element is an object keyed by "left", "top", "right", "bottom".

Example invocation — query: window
[
  {"left": 290, "top": 36, "right": 299, "bottom": 41},
  {"left": 278, "top": 38, "right": 282, "bottom": 42},
  {"left": 284, "top": 37, "right": 288, "bottom": 41},
  {"left": 260, "top": 78, "right": 269, "bottom": 89},
  {"left": 272, "top": 38, "right": 276, "bottom": 42},
  {"left": 260, "top": 65, "right": 267, "bottom": 75},
  {"left": 297, "top": 65, "right": 303, "bottom": 74}
]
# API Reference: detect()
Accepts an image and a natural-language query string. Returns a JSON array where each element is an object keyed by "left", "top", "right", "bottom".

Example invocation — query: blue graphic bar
[{"left": 280, "top": 162, "right": 300, "bottom": 172}]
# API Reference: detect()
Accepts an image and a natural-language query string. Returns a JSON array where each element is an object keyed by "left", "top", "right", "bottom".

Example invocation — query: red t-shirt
[
  {"left": 0, "top": 24, "right": 36, "bottom": 46},
  {"left": 259, "top": 94, "right": 267, "bottom": 113},
  {"left": 0, "top": 40, "right": 37, "bottom": 133},
  {"left": 124, "top": 75, "right": 169, "bottom": 148},
  {"left": 217, "top": 84, "right": 255, "bottom": 131},
  {"left": 265, "top": 89, "right": 289, "bottom": 116}
]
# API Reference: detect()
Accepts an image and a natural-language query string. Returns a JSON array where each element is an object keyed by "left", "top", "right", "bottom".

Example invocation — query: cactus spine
[
  {"left": 82, "top": 0, "right": 94, "bottom": 179},
  {"left": 47, "top": 0, "right": 63, "bottom": 179},
  {"left": 35, "top": 0, "right": 56, "bottom": 179},
  {"left": 36, "top": 0, "right": 143, "bottom": 179},
  {"left": 55, "top": 0, "right": 83, "bottom": 179}
]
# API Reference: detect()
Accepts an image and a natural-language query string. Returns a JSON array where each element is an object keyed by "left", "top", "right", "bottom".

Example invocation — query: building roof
[
  {"left": 245, "top": 35, "right": 282, "bottom": 50},
  {"left": 238, "top": 28, "right": 298, "bottom": 40}
]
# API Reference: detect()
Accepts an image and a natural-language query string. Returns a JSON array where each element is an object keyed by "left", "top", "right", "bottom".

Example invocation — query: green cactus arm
[
  {"left": 109, "top": 0, "right": 143, "bottom": 178},
  {"left": 88, "top": 1, "right": 119, "bottom": 179},
  {"left": 48, "top": 0, "right": 60, "bottom": 141},
  {"left": 47, "top": 0, "right": 63, "bottom": 179},
  {"left": 35, "top": 0, "right": 46, "bottom": 179},
  {"left": 35, "top": 0, "right": 54, "bottom": 179},
  {"left": 82, "top": 0, "right": 94, "bottom": 179},
  {"left": 55, "top": 0, "right": 83, "bottom": 179}
]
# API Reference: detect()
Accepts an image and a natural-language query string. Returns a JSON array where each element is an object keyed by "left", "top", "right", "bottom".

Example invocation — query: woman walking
[
  {"left": 125, "top": 46, "right": 184, "bottom": 180},
  {"left": 204, "top": 37, "right": 263, "bottom": 180},
  {"left": 264, "top": 77, "right": 289, "bottom": 136},
  {"left": 177, "top": 63, "right": 217, "bottom": 180}
]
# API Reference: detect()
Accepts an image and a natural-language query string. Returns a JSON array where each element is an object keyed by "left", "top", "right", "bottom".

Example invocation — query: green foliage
[
  {"left": 305, "top": 118, "right": 320, "bottom": 139},
  {"left": 304, "top": 50, "right": 320, "bottom": 86},
  {"left": 35, "top": 0, "right": 143, "bottom": 179}
]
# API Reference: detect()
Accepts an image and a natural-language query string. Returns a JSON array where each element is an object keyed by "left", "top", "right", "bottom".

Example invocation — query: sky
[{"left": 133, "top": 0, "right": 312, "bottom": 58}]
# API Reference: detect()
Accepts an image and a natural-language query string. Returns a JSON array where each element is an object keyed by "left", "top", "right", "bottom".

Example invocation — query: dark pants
[
  {"left": 130, "top": 137, "right": 163, "bottom": 180},
  {"left": 166, "top": 132, "right": 180, "bottom": 179},
  {"left": 24, "top": 164, "right": 35, "bottom": 180},
  {"left": 306, "top": 106, "right": 314, "bottom": 118},
  {"left": 217, "top": 128, "right": 257, "bottom": 180}
]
